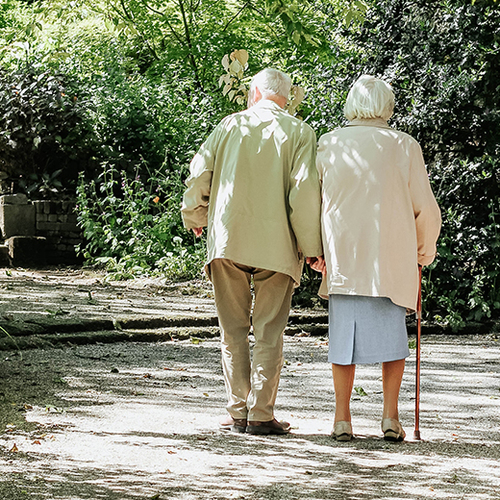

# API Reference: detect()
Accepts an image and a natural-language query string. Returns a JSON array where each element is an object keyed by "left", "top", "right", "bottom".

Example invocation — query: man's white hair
[
  {"left": 249, "top": 68, "right": 292, "bottom": 102},
  {"left": 344, "top": 75, "right": 395, "bottom": 121}
]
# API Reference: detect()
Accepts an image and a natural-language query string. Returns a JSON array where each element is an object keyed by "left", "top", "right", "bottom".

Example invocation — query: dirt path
[{"left": 1, "top": 333, "right": 499, "bottom": 500}]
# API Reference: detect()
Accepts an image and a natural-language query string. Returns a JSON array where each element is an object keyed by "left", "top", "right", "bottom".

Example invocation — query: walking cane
[{"left": 414, "top": 265, "right": 423, "bottom": 441}]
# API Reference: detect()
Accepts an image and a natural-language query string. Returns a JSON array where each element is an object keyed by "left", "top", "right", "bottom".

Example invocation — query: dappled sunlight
[
  {"left": 0, "top": 271, "right": 217, "bottom": 337},
  {"left": 1, "top": 336, "right": 499, "bottom": 499}
]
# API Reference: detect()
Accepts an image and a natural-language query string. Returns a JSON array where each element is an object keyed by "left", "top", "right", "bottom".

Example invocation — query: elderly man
[{"left": 181, "top": 68, "right": 323, "bottom": 435}]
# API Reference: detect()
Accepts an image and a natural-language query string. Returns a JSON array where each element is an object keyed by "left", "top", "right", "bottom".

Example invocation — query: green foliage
[
  {"left": 76, "top": 163, "right": 205, "bottom": 280},
  {"left": 354, "top": 386, "right": 368, "bottom": 397},
  {"left": 354, "top": 0, "right": 500, "bottom": 164},
  {"left": 291, "top": 265, "right": 324, "bottom": 308},
  {"left": 425, "top": 155, "right": 500, "bottom": 327},
  {"left": 0, "top": 64, "right": 87, "bottom": 195},
  {"left": 0, "top": 0, "right": 499, "bottom": 326}
]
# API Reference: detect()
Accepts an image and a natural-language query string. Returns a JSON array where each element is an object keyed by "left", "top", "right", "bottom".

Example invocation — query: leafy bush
[
  {"left": 425, "top": 155, "right": 500, "bottom": 327},
  {"left": 0, "top": 64, "right": 89, "bottom": 196},
  {"left": 76, "top": 163, "right": 205, "bottom": 280},
  {"left": 354, "top": 0, "right": 500, "bottom": 164},
  {"left": 328, "top": 0, "right": 500, "bottom": 326}
]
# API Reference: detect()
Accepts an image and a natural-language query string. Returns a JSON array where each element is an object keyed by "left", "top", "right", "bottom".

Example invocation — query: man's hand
[
  {"left": 306, "top": 256, "right": 326, "bottom": 274},
  {"left": 192, "top": 227, "right": 203, "bottom": 237}
]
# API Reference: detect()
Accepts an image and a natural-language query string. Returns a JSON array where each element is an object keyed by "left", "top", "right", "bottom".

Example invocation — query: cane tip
[{"left": 413, "top": 430, "right": 421, "bottom": 441}]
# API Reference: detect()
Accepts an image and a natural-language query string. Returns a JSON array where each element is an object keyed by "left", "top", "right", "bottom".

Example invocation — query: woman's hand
[{"left": 306, "top": 256, "right": 326, "bottom": 274}]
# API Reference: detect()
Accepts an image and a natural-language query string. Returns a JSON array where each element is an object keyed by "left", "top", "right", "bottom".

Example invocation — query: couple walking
[{"left": 181, "top": 68, "right": 441, "bottom": 441}]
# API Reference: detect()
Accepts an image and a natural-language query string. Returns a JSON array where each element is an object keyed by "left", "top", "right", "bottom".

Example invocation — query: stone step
[
  {"left": 5, "top": 236, "right": 48, "bottom": 267},
  {"left": 0, "top": 242, "right": 9, "bottom": 266}
]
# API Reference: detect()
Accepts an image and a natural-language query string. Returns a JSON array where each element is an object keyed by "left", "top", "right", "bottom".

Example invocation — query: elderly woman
[{"left": 316, "top": 75, "right": 441, "bottom": 441}]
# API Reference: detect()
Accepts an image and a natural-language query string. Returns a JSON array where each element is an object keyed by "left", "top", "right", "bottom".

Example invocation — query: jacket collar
[
  {"left": 253, "top": 99, "right": 285, "bottom": 111},
  {"left": 347, "top": 118, "right": 391, "bottom": 129}
]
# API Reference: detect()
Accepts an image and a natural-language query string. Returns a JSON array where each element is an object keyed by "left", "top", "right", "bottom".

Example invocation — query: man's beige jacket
[
  {"left": 317, "top": 118, "right": 442, "bottom": 311},
  {"left": 181, "top": 99, "right": 323, "bottom": 284}
]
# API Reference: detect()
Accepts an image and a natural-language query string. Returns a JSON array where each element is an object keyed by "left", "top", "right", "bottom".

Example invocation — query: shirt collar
[{"left": 347, "top": 117, "right": 391, "bottom": 129}]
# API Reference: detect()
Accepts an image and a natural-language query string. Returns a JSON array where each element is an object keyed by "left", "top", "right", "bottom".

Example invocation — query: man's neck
[{"left": 265, "top": 95, "right": 287, "bottom": 109}]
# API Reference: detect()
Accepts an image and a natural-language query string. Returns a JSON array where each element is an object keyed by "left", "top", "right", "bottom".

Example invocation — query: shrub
[
  {"left": 76, "top": 163, "right": 205, "bottom": 280},
  {"left": 425, "top": 155, "right": 500, "bottom": 327},
  {"left": 0, "top": 64, "right": 90, "bottom": 196},
  {"left": 334, "top": 0, "right": 500, "bottom": 326}
]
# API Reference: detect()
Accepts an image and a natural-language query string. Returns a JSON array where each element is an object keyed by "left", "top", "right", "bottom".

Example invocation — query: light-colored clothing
[
  {"left": 328, "top": 294, "right": 409, "bottom": 365},
  {"left": 210, "top": 259, "right": 294, "bottom": 421},
  {"left": 182, "top": 98, "right": 322, "bottom": 422},
  {"left": 181, "top": 99, "right": 323, "bottom": 284},
  {"left": 317, "top": 118, "right": 441, "bottom": 311}
]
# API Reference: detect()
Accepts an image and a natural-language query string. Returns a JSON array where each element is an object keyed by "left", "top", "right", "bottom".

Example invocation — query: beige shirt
[
  {"left": 181, "top": 99, "right": 323, "bottom": 284},
  {"left": 317, "top": 118, "right": 441, "bottom": 311}
]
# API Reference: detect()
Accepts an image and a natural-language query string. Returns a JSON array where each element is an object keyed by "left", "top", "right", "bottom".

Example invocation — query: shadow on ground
[{"left": 1, "top": 334, "right": 499, "bottom": 500}]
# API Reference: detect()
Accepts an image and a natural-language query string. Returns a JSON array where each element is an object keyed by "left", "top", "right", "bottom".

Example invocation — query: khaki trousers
[{"left": 210, "top": 258, "right": 295, "bottom": 422}]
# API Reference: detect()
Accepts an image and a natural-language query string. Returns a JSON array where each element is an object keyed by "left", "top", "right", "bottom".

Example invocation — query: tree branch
[
  {"left": 117, "top": 0, "right": 160, "bottom": 60},
  {"left": 177, "top": 0, "right": 203, "bottom": 89},
  {"left": 222, "top": 1, "right": 252, "bottom": 32},
  {"left": 142, "top": 0, "right": 185, "bottom": 46}
]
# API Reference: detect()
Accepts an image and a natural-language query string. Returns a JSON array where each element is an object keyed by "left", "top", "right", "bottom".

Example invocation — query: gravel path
[{"left": 1, "top": 333, "right": 499, "bottom": 500}]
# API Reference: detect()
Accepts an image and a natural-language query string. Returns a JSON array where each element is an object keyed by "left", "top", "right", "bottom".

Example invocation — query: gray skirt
[{"left": 328, "top": 294, "right": 410, "bottom": 365}]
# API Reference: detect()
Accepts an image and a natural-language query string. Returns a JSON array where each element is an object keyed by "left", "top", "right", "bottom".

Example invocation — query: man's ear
[{"left": 248, "top": 87, "right": 262, "bottom": 108}]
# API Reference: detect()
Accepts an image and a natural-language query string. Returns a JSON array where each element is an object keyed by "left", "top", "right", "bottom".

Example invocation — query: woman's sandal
[
  {"left": 332, "top": 421, "right": 353, "bottom": 441},
  {"left": 381, "top": 418, "right": 406, "bottom": 442}
]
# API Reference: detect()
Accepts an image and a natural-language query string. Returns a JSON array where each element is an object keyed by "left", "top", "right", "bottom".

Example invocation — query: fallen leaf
[
  {"left": 10, "top": 443, "right": 19, "bottom": 453},
  {"left": 32, "top": 440, "right": 41, "bottom": 445},
  {"left": 354, "top": 386, "right": 368, "bottom": 397}
]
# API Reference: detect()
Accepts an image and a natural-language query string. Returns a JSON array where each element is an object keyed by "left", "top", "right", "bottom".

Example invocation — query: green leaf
[{"left": 354, "top": 386, "right": 367, "bottom": 397}]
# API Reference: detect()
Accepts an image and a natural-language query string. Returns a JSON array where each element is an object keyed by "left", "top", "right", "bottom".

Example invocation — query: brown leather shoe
[
  {"left": 246, "top": 418, "right": 291, "bottom": 435},
  {"left": 219, "top": 415, "right": 247, "bottom": 433}
]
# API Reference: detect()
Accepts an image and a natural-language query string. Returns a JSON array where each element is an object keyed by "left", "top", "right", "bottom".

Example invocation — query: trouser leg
[
  {"left": 210, "top": 259, "right": 252, "bottom": 419},
  {"left": 247, "top": 269, "right": 295, "bottom": 421}
]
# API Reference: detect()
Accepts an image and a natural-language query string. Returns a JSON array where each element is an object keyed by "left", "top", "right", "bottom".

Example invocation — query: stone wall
[
  {"left": 34, "top": 200, "right": 82, "bottom": 262},
  {"left": 0, "top": 194, "right": 83, "bottom": 267}
]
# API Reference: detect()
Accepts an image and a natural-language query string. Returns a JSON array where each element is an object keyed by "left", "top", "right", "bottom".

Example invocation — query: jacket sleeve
[
  {"left": 181, "top": 129, "right": 218, "bottom": 230},
  {"left": 409, "top": 141, "right": 442, "bottom": 266},
  {"left": 288, "top": 125, "right": 323, "bottom": 257}
]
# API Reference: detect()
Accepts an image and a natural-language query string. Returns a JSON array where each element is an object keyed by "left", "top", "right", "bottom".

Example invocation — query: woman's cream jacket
[{"left": 317, "top": 118, "right": 441, "bottom": 311}]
